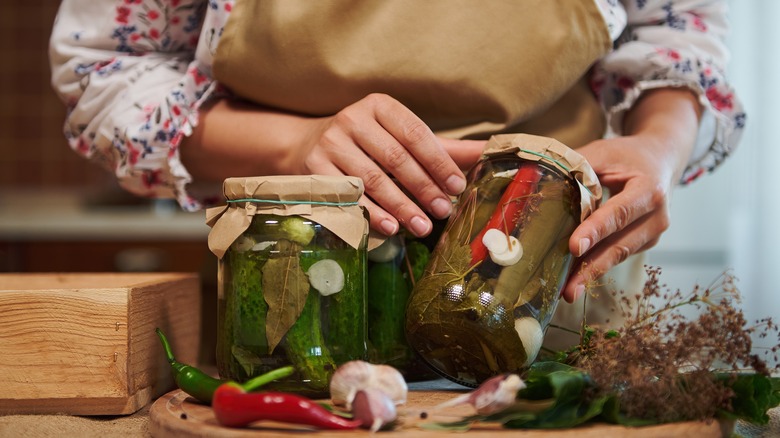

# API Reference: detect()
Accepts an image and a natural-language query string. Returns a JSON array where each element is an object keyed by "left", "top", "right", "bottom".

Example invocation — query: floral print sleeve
[
  {"left": 592, "top": 0, "right": 745, "bottom": 184},
  {"left": 49, "top": 0, "right": 232, "bottom": 210}
]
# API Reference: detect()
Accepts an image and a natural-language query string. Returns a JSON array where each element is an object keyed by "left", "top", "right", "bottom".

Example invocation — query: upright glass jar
[
  {"left": 366, "top": 232, "right": 438, "bottom": 380},
  {"left": 207, "top": 175, "right": 369, "bottom": 397},
  {"left": 405, "top": 134, "right": 601, "bottom": 387}
]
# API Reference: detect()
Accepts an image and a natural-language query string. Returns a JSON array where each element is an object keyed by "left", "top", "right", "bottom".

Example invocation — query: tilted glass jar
[
  {"left": 404, "top": 134, "right": 602, "bottom": 387},
  {"left": 207, "top": 175, "right": 369, "bottom": 397}
]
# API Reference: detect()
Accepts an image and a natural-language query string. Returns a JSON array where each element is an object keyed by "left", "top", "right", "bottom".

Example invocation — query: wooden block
[{"left": 0, "top": 273, "right": 201, "bottom": 415}]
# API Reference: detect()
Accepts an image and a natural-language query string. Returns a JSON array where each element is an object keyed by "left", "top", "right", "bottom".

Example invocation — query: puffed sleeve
[
  {"left": 49, "top": 0, "right": 230, "bottom": 210},
  {"left": 592, "top": 0, "right": 746, "bottom": 184}
]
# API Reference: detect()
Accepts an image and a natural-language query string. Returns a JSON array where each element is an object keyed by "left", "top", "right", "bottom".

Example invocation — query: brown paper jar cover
[{"left": 207, "top": 175, "right": 369, "bottom": 259}]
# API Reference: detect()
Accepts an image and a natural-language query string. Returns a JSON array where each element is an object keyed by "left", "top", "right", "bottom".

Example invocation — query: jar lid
[
  {"left": 482, "top": 134, "right": 602, "bottom": 221},
  {"left": 206, "top": 175, "right": 368, "bottom": 258},
  {"left": 222, "top": 175, "right": 363, "bottom": 204}
]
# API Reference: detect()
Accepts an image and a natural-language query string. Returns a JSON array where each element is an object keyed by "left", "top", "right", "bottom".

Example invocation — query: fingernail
[
  {"left": 578, "top": 238, "right": 591, "bottom": 257},
  {"left": 445, "top": 174, "right": 467, "bottom": 194},
  {"left": 409, "top": 216, "right": 432, "bottom": 237},
  {"left": 430, "top": 197, "right": 452, "bottom": 219},
  {"left": 379, "top": 219, "right": 398, "bottom": 236}
]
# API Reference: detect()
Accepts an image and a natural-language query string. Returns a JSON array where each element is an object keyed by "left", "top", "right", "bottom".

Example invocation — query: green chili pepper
[
  {"left": 156, "top": 328, "right": 224, "bottom": 404},
  {"left": 156, "top": 328, "right": 294, "bottom": 404}
]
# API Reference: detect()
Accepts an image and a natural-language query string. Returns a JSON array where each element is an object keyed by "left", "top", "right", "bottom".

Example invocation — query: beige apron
[
  {"left": 213, "top": 0, "right": 611, "bottom": 146},
  {"left": 211, "top": 0, "right": 634, "bottom": 350}
]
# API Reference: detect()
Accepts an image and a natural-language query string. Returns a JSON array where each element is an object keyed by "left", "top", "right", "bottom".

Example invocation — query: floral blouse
[{"left": 49, "top": 0, "right": 745, "bottom": 211}]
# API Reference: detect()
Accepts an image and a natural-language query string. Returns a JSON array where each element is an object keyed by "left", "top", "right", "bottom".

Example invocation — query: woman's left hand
[{"left": 562, "top": 88, "right": 702, "bottom": 303}]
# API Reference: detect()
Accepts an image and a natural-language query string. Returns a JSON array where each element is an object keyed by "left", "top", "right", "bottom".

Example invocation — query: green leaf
[
  {"left": 519, "top": 361, "right": 578, "bottom": 400},
  {"left": 262, "top": 240, "right": 310, "bottom": 353},
  {"left": 511, "top": 369, "right": 605, "bottom": 428},
  {"left": 404, "top": 239, "right": 431, "bottom": 285},
  {"left": 717, "top": 374, "right": 780, "bottom": 425},
  {"left": 598, "top": 396, "right": 657, "bottom": 427}
]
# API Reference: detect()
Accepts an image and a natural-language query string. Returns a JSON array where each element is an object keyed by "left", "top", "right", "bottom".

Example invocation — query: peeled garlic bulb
[
  {"left": 514, "top": 317, "right": 544, "bottom": 366},
  {"left": 330, "top": 360, "right": 408, "bottom": 409}
]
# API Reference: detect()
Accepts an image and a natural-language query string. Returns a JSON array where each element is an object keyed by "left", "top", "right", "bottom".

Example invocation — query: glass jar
[
  {"left": 404, "top": 134, "right": 601, "bottom": 387},
  {"left": 366, "top": 232, "right": 438, "bottom": 380},
  {"left": 207, "top": 175, "right": 369, "bottom": 397}
]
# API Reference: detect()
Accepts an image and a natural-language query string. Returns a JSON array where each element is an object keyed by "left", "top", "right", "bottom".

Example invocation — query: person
[{"left": 49, "top": 1, "right": 744, "bottom": 310}]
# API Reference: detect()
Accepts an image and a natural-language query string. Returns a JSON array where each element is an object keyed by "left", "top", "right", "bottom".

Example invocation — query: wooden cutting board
[{"left": 149, "top": 389, "right": 731, "bottom": 437}]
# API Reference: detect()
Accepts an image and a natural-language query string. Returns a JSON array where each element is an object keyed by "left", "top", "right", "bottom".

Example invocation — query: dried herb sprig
[{"left": 565, "top": 266, "right": 780, "bottom": 423}]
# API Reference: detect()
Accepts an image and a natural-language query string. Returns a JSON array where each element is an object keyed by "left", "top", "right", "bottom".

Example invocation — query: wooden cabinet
[{"left": 0, "top": 239, "right": 212, "bottom": 273}]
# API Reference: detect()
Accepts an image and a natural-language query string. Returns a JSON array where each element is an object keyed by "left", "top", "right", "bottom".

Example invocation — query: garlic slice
[
  {"left": 482, "top": 228, "right": 523, "bottom": 266},
  {"left": 307, "top": 259, "right": 345, "bottom": 296}
]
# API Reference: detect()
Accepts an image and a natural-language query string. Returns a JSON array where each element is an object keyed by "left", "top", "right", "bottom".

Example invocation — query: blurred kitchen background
[
  {"left": 0, "top": 1, "right": 777, "bottom": 364},
  {"left": 0, "top": 1, "right": 216, "bottom": 363}
]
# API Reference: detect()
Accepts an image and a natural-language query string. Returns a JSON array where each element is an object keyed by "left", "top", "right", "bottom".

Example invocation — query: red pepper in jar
[
  {"left": 212, "top": 383, "right": 361, "bottom": 430},
  {"left": 469, "top": 162, "right": 541, "bottom": 265}
]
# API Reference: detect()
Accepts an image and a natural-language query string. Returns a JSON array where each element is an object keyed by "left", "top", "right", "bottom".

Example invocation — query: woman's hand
[
  {"left": 562, "top": 88, "right": 702, "bottom": 302},
  {"left": 299, "top": 93, "right": 484, "bottom": 237},
  {"left": 182, "top": 93, "right": 484, "bottom": 238}
]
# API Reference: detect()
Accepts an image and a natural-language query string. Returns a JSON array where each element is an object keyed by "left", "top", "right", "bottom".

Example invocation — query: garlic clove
[
  {"left": 230, "top": 235, "right": 255, "bottom": 253},
  {"left": 307, "top": 259, "right": 345, "bottom": 296},
  {"left": 368, "top": 235, "right": 403, "bottom": 263},
  {"left": 469, "top": 373, "right": 526, "bottom": 415},
  {"left": 430, "top": 373, "right": 525, "bottom": 416},
  {"left": 351, "top": 388, "right": 398, "bottom": 432},
  {"left": 514, "top": 317, "right": 544, "bottom": 366}
]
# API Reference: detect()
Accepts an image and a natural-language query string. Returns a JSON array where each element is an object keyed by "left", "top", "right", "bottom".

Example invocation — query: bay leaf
[{"left": 262, "top": 240, "right": 310, "bottom": 354}]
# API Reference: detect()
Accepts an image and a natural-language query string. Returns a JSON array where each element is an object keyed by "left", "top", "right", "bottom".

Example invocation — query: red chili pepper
[
  {"left": 212, "top": 383, "right": 361, "bottom": 430},
  {"left": 470, "top": 162, "right": 541, "bottom": 265}
]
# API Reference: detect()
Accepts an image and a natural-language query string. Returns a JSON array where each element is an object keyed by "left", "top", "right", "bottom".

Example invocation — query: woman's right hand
[
  {"left": 183, "top": 93, "right": 484, "bottom": 237},
  {"left": 298, "top": 93, "right": 484, "bottom": 237}
]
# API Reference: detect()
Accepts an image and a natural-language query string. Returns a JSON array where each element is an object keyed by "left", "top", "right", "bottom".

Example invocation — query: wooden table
[{"left": 2, "top": 384, "right": 774, "bottom": 437}]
